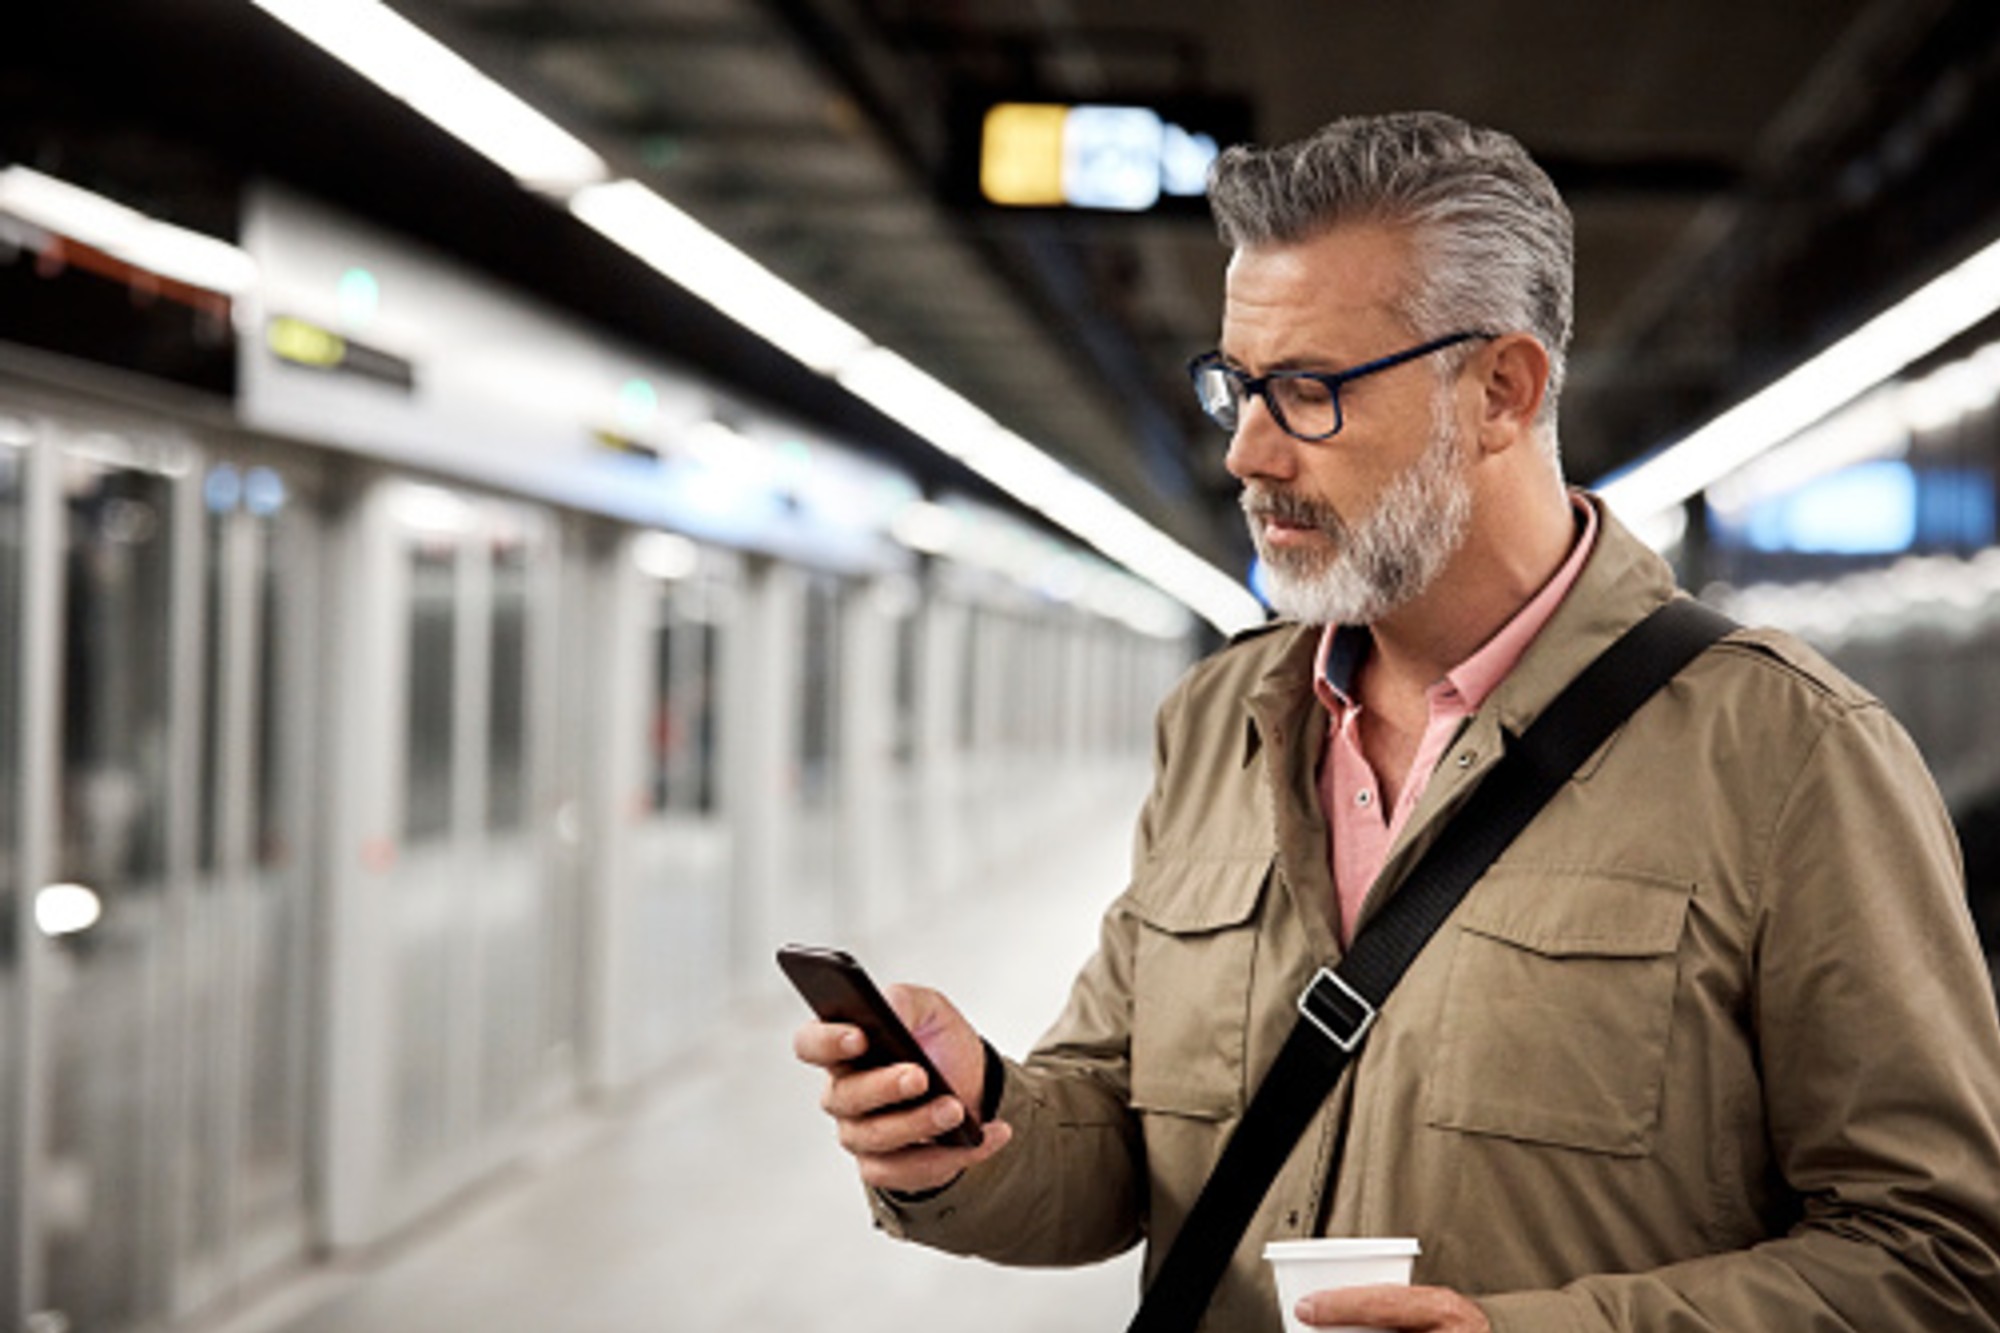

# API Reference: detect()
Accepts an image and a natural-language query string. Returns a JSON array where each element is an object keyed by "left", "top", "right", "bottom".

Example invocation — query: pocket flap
[
  {"left": 1455, "top": 868, "right": 1691, "bottom": 957},
  {"left": 1125, "top": 857, "right": 1269, "bottom": 935}
]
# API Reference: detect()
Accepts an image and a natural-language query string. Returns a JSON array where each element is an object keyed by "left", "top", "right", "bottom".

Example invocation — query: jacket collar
[
  {"left": 1236, "top": 491, "right": 1675, "bottom": 757},
  {"left": 1230, "top": 492, "right": 1682, "bottom": 949},
  {"left": 1479, "top": 493, "right": 1680, "bottom": 742},
  {"left": 1242, "top": 624, "right": 1322, "bottom": 769}
]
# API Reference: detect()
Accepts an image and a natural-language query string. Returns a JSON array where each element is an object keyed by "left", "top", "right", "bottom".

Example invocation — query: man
[{"left": 794, "top": 112, "right": 2000, "bottom": 1331}]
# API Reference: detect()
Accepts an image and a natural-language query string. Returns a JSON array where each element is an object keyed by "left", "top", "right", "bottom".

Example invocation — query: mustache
[{"left": 1241, "top": 484, "right": 1347, "bottom": 534}]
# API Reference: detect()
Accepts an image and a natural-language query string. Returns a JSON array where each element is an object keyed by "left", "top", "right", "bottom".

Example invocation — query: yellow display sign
[
  {"left": 980, "top": 103, "right": 1068, "bottom": 207},
  {"left": 267, "top": 315, "right": 347, "bottom": 368}
]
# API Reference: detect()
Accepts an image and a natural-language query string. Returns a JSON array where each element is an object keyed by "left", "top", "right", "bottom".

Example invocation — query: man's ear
[{"left": 1475, "top": 334, "right": 1551, "bottom": 454}]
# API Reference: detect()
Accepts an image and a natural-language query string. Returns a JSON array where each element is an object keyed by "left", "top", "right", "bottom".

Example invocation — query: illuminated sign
[
  {"left": 959, "top": 95, "right": 1250, "bottom": 215},
  {"left": 265, "top": 314, "right": 416, "bottom": 390}
]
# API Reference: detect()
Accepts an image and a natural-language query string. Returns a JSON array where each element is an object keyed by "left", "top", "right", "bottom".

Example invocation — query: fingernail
[
  {"left": 900, "top": 1068, "right": 926, "bottom": 1097},
  {"left": 932, "top": 1099, "right": 962, "bottom": 1129},
  {"left": 840, "top": 1030, "right": 864, "bottom": 1057},
  {"left": 1294, "top": 1299, "right": 1313, "bottom": 1324}
]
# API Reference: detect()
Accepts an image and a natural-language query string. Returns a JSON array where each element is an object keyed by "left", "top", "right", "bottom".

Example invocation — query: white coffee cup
[{"left": 1263, "top": 1237, "right": 1422, "bottom": 1333}]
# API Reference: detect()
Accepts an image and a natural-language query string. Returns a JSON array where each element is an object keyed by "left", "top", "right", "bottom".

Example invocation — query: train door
[
  {"left": 1, "top": 408, "right": 323, "bottom": 1333},
  {"left": 590, "top": 532, "right": 737, "bottom": 1089},
  {"left": 0, "top": 415, "right": 29, "bottom": 1326},
  {"left": 172, "top": 452, "right": 322, "bottom": 1316},
  {"left": 28, "top": 431, "right": 190, "bottom": 1333},
  {"left": 790, "top": 572, "right": 848, "bottom": 938},
  {"left": 321, "top": 478, "right": 562, "bottom": 1245}
]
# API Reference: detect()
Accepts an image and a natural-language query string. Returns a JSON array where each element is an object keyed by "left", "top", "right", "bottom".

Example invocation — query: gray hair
[{"left": 1208, "top": 112, "right": 1574, "bottom": 440}]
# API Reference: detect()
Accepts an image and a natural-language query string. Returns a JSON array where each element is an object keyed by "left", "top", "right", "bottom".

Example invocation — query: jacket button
[{"left": 1456, "top": 751, "right": 1474, "bottom": 768}]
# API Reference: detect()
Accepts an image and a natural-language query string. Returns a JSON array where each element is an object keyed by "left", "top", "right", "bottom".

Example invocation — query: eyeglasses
[{"left": 1187, "top": 330, "right": 1493, "bottom": 442}]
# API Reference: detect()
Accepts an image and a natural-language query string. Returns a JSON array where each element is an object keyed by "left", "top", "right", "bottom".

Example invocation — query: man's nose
[{"left": 1223, "top": 392, "right": 1299, "bottom": 483}]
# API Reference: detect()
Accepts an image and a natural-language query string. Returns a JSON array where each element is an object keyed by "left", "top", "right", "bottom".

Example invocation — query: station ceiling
[{"left": 11, "top": 0, "right": 2000, "bottom": 577}]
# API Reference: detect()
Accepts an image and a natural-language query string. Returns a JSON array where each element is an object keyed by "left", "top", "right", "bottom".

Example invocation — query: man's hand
[
  {"left": 792, "top": 982, "right": 1013, "bottom": 1194},
  {"left": 1295, "top": 1284, "right": 1490, "bottom": 1332}
]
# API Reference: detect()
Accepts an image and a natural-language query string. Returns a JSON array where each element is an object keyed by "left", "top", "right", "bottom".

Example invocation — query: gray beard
[{"left": 1244, "top": 406, "right": 1473, "bottom": 626}]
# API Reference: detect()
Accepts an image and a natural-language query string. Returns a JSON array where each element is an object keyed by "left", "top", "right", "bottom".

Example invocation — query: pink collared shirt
[{"left": 1314, "top": 498, "right": 1598, "bottom": 943}]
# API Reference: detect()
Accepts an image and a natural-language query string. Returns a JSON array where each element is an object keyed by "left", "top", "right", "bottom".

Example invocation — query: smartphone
[{"left": 777, "top": 944, "right": 983, "bottom": 1149}]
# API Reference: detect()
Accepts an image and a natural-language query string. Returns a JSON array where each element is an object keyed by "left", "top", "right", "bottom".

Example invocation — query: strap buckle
[{"left": 1296, "top": 967, "right": 1377, "bottom": 1052}]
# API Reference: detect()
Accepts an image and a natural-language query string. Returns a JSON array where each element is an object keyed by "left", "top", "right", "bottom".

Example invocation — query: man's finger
[
  {"left": 820, "top": 1062, "right": 929, "bottom": 1120},
  {"left": 836, "top": 1090, "right": 969, "bottom": 1156},
  {"left": 792, "top": 1019, "right": 866, "bottom": 1068},
  {"left": 855, "top": 1120, "right": 1014, "bottom": 1194},
  {"left": 1295, "top": 1283, "right": 1488, "bottom": 1331}
]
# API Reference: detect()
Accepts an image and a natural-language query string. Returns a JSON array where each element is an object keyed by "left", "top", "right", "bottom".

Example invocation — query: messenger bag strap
[{"left": 1125, "top": 597, "right": 1736, "bottom": 1333}]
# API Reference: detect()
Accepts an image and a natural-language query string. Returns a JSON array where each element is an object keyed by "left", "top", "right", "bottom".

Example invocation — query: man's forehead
[{"left": 1220, "top": 225, "right": 1413, "bottom": 348}]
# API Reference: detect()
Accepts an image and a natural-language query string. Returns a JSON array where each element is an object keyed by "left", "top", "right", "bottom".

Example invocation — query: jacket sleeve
[
  {"left": 1478, "top": 701, "right": 2000, "bottom": 1332},
  {"left": 868, "top": 682, "right": 1197, "bottom": 1264}
]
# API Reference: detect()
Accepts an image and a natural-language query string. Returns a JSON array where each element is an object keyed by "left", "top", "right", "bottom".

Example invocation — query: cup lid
[{"left": 1263, "top": 1237, "right": 1421, "bottom": 1262}]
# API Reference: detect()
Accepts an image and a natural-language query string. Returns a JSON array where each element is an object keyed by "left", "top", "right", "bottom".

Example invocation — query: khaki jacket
[{"left": 876, "top": 499, "right": 2000, "bottom": 1331}]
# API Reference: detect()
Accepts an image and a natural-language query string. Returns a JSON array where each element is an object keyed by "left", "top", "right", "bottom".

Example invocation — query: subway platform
[{"left": 206, "top": 776, "right": 1152, "bottom": 1333}]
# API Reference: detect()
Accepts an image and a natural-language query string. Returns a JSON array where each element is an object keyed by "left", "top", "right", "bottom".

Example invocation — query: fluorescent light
[
  {"left": 838, "top": 346, "right": 1262, "bottom": 632},
  {"left": 1602, "top": 230, "right": 2000, "bottom": 530},
  {"left": 247, "top": 0, "right": 607, "bottom": 194},
  {"left": 633, "top": 531, "right": 699, "bottom": 580},
  {"left": 890, "top": 499, "right": 960, "bottom": 555},
  {"left": 36, "top": 884, "right": 103, "bottom": 937},
  {"left": 0, "top": 166, "right": 259, "bottom": 295},
  {"left": 570, "top": 180, "right": 871, "bottom": 375},
  {"left": 244, "top": 1, "right": 1265, "bottom": 636}
]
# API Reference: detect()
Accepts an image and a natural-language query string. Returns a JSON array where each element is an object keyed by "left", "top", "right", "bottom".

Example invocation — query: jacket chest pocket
[
  {"left": 1424, "top": 868, "right": 1692, "bottom": 1157},
  {"left": 1126, "top": 858, "right": 1271, "bottom": 1121}
]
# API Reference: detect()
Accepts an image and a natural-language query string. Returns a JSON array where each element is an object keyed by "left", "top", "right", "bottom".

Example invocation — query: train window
[
  {"left": 59, "top": 462, "right": 176, "bottom": 885},
  {"left": 405, "top": 543, "right": 457, "bottom": 842},
  {"left": 958, "top": 606, "right": 979, "bottom": 752},
  {"left": 891, "top": 604, "right": 919, "bottom": 769},
  {"left": 798, "top": 577, "right": 842, "bottom": 810},
  {"left": 693, "top": 615, "right": 719, "bottom": 812},
  {"left": 648, "top": 583, "right": 722, "bottom": 815},
  {"left": 254, "top": 517, "right": 291, "bottom": 872},
  {"left": 198, "top": 499, "right": 227, "bottom": 875},
  {"left": 647, "top": 610, "right": 674, "bottom": 814},
  {"left": 487, "top": 538, "right": 530, "bottom": 833},
  {"left": 51, "top": 457, "right": 177, "bottom": 1331}
]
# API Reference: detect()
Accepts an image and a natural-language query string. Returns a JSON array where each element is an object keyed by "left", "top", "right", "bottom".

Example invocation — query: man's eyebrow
[{"left": 1215, "top": 350, "right": 1348, "bottom": 375}]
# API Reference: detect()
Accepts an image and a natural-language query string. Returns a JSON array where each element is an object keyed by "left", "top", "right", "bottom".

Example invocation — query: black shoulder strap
[{"left": 1125, "top": 598, "right": 1736, "bottom": 1333}]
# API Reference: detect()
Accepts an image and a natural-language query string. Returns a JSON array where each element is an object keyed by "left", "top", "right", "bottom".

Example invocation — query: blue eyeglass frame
[{"left": 1187, "top": 330, "right": 1494, "bottom": 441}]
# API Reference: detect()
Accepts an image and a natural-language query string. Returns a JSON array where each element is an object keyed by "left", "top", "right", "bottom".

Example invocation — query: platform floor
[{"left": 213, "top": 778, "right": 1150, "bottom": 1333}]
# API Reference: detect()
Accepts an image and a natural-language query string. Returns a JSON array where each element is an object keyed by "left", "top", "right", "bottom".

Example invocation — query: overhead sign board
[{"left": 954, "top": 94, "right": 1251, "bottom": 216}]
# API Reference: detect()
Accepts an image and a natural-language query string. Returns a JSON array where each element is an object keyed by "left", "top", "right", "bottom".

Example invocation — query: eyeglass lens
[{"left": 1193, "top": 365, "right": 1340, "bottom": 439}]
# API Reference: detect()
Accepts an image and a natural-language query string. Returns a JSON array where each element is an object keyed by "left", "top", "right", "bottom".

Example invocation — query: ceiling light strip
[
  {"left": 247, "top": 0, "right": 608, "bottom": 195},
  {"left": 1601, "top": 231, "right": 2000, "bottom": 529},
  {"left": 0, "top": 166, "right": 259, "bottom": 295},
  {"left": 243, "top": 0, "right": 1264, "bottom": 635}
]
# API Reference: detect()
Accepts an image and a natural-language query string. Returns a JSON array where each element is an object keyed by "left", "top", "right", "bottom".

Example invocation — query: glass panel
[
  {"left": 891, "top": 609, "right": 919, "bottom": 770},
  {"left": 647, "top": 607, "right": 674, "bottom": 815},
  {"left": 486, "top": 538, "right": 529, "bottom": 832},
  {"left": 692, "top": 617, "right": 719, "bottom": 814},
  {"left": 404, "top": 543, "right": 457, "bottom": 842},
  {"left": 648, "top": 582, "right": 722, "bottom": 816},
  {"left": 958, "top": 607, "right": 979, "bottom": 751},
  {"left": 238, "top": 501, "right": 311, "bottom": 1259},
  {"left": 798, "top": 578, "right": 840, "bottom": 810},
  {"left": 47, "top": 457, "right": 178, "bottom": 1332},
  {"left": 182, "top": 487, "right": 232, "bottom": 1295},
  {"left": 0, "top": 437, "right": 24, "bottom": 1314},
  {"left": 196, "top": 491, "right": 226, "bottom": 877}
]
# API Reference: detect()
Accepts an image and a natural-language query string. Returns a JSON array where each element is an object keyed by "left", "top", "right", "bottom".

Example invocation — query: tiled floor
[{"left": 215, "top": 776, "right": 1150, "bottom": 1333}]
